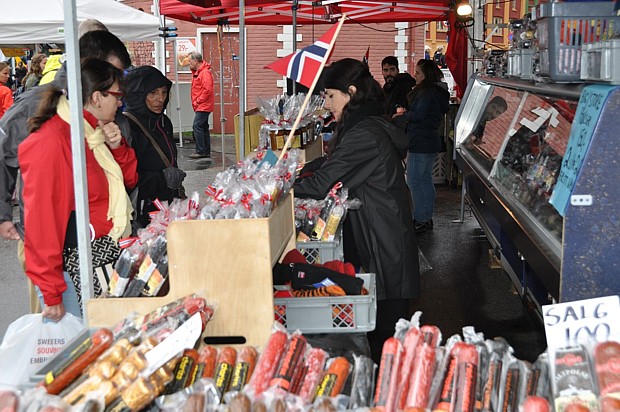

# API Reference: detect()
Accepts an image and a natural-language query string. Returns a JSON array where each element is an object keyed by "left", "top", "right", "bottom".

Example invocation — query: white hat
[{"left": 424, "top": 45, "right": 431, "bottom": 50}]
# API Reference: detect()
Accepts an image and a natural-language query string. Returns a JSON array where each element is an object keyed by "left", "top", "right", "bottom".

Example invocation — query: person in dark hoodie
[
  {"left": 381, "top": 55, "right": 416, "bottom": 117},
  {"left": 400, "top": 59, "right": 450, "bottom": 233},
  {"left": 124, "top": 66, "right": 186, "bottom": 228},
  {"left": 294, "top": 58, "right": 419, "bottom": 363}
]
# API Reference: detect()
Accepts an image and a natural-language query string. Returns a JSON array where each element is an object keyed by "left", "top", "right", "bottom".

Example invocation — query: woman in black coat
[
  {"left": 294, "top": 58, "right": 419, "bottom": 361},
  {"left": 124, "top": 66, "right": 186, "bottom": 228}
]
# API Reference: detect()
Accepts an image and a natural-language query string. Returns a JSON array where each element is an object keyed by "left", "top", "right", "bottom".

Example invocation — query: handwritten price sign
[
  {"left": 543, "top": 295, "right": 620, "bottom": 349},
  {"left": 549, "top": 85, "right": 614, "bottom": 216}
]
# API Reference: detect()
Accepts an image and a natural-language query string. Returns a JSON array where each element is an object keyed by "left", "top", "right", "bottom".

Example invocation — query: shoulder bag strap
[{"left": 123, "top": 111, "right": 172, "bottom": 168}]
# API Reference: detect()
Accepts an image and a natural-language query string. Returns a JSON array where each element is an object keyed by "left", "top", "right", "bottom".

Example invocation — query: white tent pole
[
  {"left": 218, "top": 25, "right": 226, "bottom": 168},
  {"left": 239, "top": 0, "right": 246, "bottom": 158},
  {"left": 64, "top": 0, "right": 93, "bottom": 323},
  {"left": 172, "top": 38, "right": 183, "bottom": 147},
  {"left": 292, "top": 0, "right": 298, "bottom": 95}
]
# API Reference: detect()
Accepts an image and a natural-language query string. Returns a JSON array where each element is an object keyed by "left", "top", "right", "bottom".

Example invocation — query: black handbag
[{"left": 63, "top": 235, "right": 121, "bottom": 308}]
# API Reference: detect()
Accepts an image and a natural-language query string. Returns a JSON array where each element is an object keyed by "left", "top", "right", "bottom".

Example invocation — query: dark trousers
[
  {"left": 367, "top": 298, "right": 410, "bottom": 365},
  {"left": 193, "top": 111, "right": 211, "bottom": 155}
]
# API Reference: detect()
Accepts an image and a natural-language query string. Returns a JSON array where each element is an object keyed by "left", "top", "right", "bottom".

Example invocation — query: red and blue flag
[{"left": 266, "top": 21, "right": 339, "bottom": 88}]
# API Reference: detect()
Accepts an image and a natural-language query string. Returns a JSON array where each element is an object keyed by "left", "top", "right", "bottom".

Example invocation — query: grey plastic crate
[
  {"left": 296, "top": 238, "right": 344, "bottom": 264},
  {"left": 535, "top": 2, "right": 619, "bottom": 82},
  {"left": 274, "top": 273, "right": 376, "bottom": 334}
]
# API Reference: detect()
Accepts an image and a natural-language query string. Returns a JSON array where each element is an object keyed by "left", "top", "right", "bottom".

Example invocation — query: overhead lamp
[{"left": 456, "top": 0, "right": 473, "bottom": 16}]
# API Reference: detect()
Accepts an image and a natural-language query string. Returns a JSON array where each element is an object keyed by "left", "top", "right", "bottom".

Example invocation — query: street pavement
[{"left": 0, "top": 135, "right": 237, "bottom": 340}]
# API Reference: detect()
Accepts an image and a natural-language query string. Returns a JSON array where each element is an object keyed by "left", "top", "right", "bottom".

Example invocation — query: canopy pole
[
  {"left": 171, "top": 37, "right": 183, "bottom": 147},
  {"left": 64, "top": 0, "right": 93, "bottom": 323},
  {"left": 239, "top": 0, "right": 246, "bottom": 158},
  {"left": 218, "top": 24, "right": 226, "bottom": 168},
  {"left": 292, "top": 0, "right": 298, "bottom": 95}
]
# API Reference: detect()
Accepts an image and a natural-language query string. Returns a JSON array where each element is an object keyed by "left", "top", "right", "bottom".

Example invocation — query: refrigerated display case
[{"left": 454, "top": 74, "right": 620, "bottom": 314}]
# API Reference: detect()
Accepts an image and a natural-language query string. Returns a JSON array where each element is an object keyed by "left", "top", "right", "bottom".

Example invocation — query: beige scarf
[{"left": 56, "top": 96, "right": 132, "bottom": 240}]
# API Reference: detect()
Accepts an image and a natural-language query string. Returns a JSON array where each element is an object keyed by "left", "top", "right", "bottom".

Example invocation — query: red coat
[
  {"left": 18, "top": 111, "right": 138, "bottom": 306},
  {"left": 0, "top": 84, "right": 13, "bottom": 119},
  {"left": 191, "top": 61, "right": 214, "bottom": 112}
]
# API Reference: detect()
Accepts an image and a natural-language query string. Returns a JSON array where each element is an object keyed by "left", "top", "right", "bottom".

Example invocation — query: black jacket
[
  {"left": 124, "top": 66, "right": 180, "bottom": 227},
  {"left": 383, "top": 72, "right": 416, "bottom": 116},
  {"left": 405, "top": 82, "right": 450, "bottom": 153},
  {"left": 294, "top": 110, "right": 419, "bottom": 300}
]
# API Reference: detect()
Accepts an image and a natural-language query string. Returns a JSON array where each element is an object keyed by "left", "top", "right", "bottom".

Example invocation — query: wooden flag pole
[{"left": 277, "top": 14, "right": 346, "bottom": 162}]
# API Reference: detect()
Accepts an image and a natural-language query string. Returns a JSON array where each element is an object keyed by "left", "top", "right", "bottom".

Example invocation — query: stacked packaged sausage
[{"left": 1, "top": 305, "right": 620, "bottom": 411}]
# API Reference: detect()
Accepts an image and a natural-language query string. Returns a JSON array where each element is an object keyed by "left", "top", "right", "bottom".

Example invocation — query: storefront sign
[
  {"left": 176, "top": 38, "right": 197, "bottom": 73},
  {"left": 0, "top": 48, "right": 26, "bottom": 58},
  {"left": 543, "top": 295, "right": 620, "bottom": 349},
  {"left": 549, "top": 85, "right": 614, "bottom": 216}
]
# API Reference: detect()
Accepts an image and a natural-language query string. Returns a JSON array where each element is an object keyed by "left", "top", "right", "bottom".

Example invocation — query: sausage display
[
  {"left": 315, "top": 356, "right": 351, "bottom": 398},
  {"left": 213, "top": 346, "right": 237, "bottom": 398},
  {"left": 229, "top": 346, "right": 258, "bottom": 392},
  {"left": 374, "top": 337, "right": 403, "bottom": 408},
  {"left": 298, "top": 348, "right": 329, "bottom": 404},
  {"left": 43, "top": 328, "right": 115, "bottom": 395},
  {"left": 270, "top": 334, "right": 307, "bottom": 391},
  {"left": 247, "top": 329, "right": 288, "bottom": 395}
]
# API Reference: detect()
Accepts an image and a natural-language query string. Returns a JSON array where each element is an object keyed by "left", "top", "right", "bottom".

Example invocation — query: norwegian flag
[{"left": 266, "top": 21, "right": 339, "bottom": 88}]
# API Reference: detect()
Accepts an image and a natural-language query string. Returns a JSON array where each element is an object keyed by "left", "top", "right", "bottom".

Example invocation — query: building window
[
  {"left": 425, "top": 22, "right": 429, "bottom": 32},
  {"left": 495, "top": 0, "right": 500, "bottom": 9},
  {"left": 511, "top": 0, "right": 517, "bottom": 11},
  {"left": 436, "top": 21, "right": 447, "bottom": 32}
]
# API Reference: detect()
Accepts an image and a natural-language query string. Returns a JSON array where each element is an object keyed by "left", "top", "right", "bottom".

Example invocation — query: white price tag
[{"left": 543, "top": 295, "right": 620, "bottom": 349}]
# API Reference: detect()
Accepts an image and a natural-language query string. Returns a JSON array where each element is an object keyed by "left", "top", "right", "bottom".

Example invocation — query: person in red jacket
[
  {"left": 0, "top": 62, "right": 14, "bottom": 119},
  {"left": 188, "top": 52, "right": 215, "bottom": 160},
  {"left": 18, "top": 58, "right": 138, "bottom": 322}
]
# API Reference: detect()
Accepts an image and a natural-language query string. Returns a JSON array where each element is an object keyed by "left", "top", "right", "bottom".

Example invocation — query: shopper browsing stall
[
  {"left": 19, "top": 58, "right": 138, "bottom": 322},
  {"left": 124, "top": 66, "right": 186, "bottom": 228},
  {"left": 293, "top": 58, "right": 419, "bottom": 363}
]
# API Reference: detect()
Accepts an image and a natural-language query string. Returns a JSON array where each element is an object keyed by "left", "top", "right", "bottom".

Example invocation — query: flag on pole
[
  {"left": 362, "top": 46, "right": 370, "bottom": 66},
  {"left": 265, "top": 21, "right": 340, "bottom": 88}
]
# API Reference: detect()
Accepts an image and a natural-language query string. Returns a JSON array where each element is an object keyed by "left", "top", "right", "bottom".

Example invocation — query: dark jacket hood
[{"left": 124, "top": 66, "right": 172, "bottom": 118}]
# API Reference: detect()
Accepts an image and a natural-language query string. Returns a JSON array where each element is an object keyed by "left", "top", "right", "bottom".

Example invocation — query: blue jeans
[
  {"left": 407, "top": 152, "right": 437, "bottom": 222},
  {"left": 36, "top": 271, "right": 82, "bottom": 319},
  {"left": 193, "top": 111, "right": 211, "bottom": 155}
]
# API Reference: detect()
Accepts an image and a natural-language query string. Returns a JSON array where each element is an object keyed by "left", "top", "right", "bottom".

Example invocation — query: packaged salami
[
  {"left": 551, "top": 345, "right": 598, "bottom": 412},
  {"left": 348, "top": 353, "right": 376, "bottom": 408}
]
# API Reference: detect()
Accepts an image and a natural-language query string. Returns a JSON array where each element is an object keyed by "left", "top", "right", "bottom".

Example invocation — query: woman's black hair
[
  {"left": 28, "top": 58, "right": 124, "bottom": 133},
  {"left": 407, "top": 58, "right": 445, "bottom": 103},
  {"left": 322, "top": 58, "right": 385, "bottom": 154}
]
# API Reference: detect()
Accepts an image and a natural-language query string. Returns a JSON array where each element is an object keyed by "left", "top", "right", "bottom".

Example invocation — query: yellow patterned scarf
[{"left": 56, "top": 96, "right": 132, "bottom": 240}]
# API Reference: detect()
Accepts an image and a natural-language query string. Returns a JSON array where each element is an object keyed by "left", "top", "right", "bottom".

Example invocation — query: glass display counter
[{"left": 454, "top": 74, "right": 620, "bottom": 312}]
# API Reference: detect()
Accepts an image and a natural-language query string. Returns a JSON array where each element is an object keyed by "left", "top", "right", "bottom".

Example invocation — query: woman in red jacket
[
  {"left": 19, "top": 58, "right": 138, "bottom": 322},
  {"left": 0, "top": 62, "right": 14, "bottom": 119}
]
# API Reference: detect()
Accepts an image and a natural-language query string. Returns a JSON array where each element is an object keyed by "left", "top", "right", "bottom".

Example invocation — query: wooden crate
[{"left": 86, "top": 194, "right": 296, "bottom": 349}]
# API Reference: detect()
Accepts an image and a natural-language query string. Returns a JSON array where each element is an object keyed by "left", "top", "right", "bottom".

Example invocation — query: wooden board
[{"left": 86, "top": 194, "right": 295, "bottom": 349}]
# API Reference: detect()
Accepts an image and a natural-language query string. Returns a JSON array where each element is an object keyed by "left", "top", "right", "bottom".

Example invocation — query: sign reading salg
[{"left": 543, "top": 295, "right": 620, "bottom": 349}]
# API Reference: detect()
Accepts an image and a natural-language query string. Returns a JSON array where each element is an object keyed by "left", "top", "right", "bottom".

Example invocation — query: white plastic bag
[{"left": 0, "top": 313, "right": 84, "bottom": 385}]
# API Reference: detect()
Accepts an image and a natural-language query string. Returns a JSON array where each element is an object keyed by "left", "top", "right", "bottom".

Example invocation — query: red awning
[
  {"left": 159, "top": 0, "right": 467, "bottom": 96},
  {"left": 160, "top": 0, "right": 451, "bottom": 25}
]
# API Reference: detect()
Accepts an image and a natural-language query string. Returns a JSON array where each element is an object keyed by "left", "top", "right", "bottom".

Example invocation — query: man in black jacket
[{"left": 381, "top": 56, "right": 416, "bottom": 117}]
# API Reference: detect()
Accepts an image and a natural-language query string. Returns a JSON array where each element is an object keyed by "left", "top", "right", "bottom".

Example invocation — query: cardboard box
[{"left": 234, "top": 108, "right": 265, "bottom": 159}]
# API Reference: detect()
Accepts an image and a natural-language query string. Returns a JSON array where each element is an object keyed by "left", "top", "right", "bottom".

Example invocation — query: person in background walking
[
  {"left": 14, "top": 61, "right": 27, "bottom": 88},
  {"left": 424, "top": 45, "right": 431, "bottom": 60},
  {"left": 188, "top": 52, "right": 214, "bottom": 161},
  {"left": 433, "top": 46, "right": 447, "bottom": 69},
  {"left": 0, "top": 62, "right": 14, "bottom": 119},
  {"left": 398, "top": 59, "right": 450, "bottom": 233},
  {"left": 22, "top": 54, "right": 47, "bottom": 91}
]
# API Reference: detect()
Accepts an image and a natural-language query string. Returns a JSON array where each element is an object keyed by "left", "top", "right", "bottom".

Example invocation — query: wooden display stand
[
  {"left": 274, "top": 135, "right": 324, "bottom": 164},
  {"left": 86, "top": 194, "right": 296, "bottom": 349}
]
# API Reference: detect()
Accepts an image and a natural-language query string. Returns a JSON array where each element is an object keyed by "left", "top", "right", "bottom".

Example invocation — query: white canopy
[{"left": 0, "top": 0, "right": 160, "bottom": 45}]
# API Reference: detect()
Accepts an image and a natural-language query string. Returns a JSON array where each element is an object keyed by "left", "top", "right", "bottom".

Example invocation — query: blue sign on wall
[{"left": 550, "top": 85, "right": 614, "bottom": 216}]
